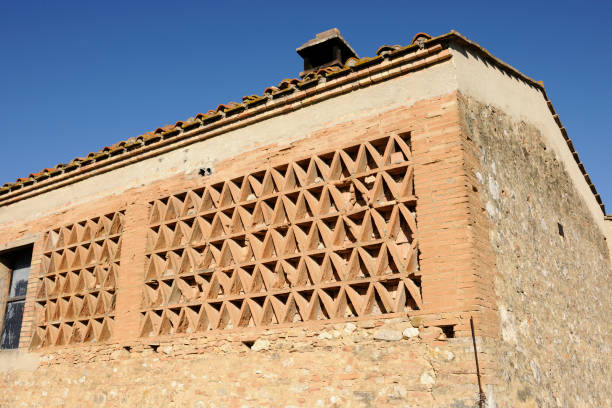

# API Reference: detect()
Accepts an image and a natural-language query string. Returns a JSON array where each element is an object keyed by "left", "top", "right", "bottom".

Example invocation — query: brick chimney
[{"left": 296, "top": 28, "right": 358, "bottom": 76}]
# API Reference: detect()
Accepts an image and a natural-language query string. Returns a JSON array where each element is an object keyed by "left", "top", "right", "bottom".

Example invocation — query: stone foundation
[{"left": 1, "top": 318, "right": 486, "bottom": 408}]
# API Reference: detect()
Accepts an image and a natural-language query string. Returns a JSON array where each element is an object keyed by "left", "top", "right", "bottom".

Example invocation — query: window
[{"left": 1, "top": 247, "right": 32, "bottom": 349}]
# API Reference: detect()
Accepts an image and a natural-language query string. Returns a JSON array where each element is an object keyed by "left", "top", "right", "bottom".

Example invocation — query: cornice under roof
[{"left": 0, "top": 31, "right": 605, "bottom": 215}]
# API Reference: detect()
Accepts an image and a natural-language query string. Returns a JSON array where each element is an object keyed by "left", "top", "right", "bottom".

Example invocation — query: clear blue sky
[{"left": 1, "top": 1, "right": 610, "bottom": 212}]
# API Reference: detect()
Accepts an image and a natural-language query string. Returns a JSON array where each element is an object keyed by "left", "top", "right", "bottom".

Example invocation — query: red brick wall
[
  {"left": 0, "top": 90, "right": 500, "bottom": 348},
  {"left": 0, "top": 91, "right": 496, "bottom": 406}
]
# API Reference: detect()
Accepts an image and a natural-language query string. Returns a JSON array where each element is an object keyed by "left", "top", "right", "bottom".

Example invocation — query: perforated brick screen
[
  {"left": 140, "top": 134, "right": 421, "bottom": 336},
  {"left": 31, "top": 212, "right": 124, "bottom": 347}
]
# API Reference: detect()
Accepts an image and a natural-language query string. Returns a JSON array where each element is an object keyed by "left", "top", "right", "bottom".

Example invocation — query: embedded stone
[
  {"left": 402, "top": 327, "right": 420, "bottom": 338},
  {"left": 251, "top": 339, "right": 270, "bottom": 351},
  {"left": 358, "top": 320, "right": 376, "bottom": 329},
  {"left": 317, "top": 331, "right": 333, "bottom": 340},
  {"left": 409, "top": 316, "right": 424, "bottom": 328},
  {"left": 419, "top": 326, "right": 445, "bottom": 340},
  {"left": 420, "top": 372, "right": 435, "bottom": 385},
  {"left": 373, "top": 329, "right": 402, "bottom": 341},
  {"left": 344, "top": 322, "right": 357, "bottom": 334}
]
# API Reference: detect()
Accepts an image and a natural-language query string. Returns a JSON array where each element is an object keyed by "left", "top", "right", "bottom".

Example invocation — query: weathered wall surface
[
  {"left": 0, "top": 55, "right": 456, "bottom": 226},
  {"left": 0, "top": 90, "right": 491, "bottom": 407},
  {"left": 1, "top": 318, "right": 484, "bottom": 408},
  {"left": 460, "top": 94, "right": 611, "bottom": 407},
  {"left": 451, "top": 44, "right": 607, "bottom": 234},
  {"left": 0, "top": 263, "right": 7, "bottom": 334},
  {"left": 1, "top": 39, "right": 608, "bottom": 407},
  {"left": 605, "top": 216, "right": 612, "bottom": 259}
]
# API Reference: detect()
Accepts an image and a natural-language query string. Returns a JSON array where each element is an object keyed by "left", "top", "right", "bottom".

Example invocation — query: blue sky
[{"left": 1, "top": 1, "right": 610, "bottom": 212}]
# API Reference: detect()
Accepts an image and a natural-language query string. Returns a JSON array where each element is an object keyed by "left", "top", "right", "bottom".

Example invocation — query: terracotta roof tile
[
  {"left": 201, "top": 111, "right": 223, "bottom": 124},
  {"left": 376, "top": 45, "right": 402, "bottom": 56},
  {"left": 271, "top": 86, "right": 295, "bottom": 98},
  {"left": 316, "top": 66, "right": 340, "bottom": 76},
  {"left": 346, "top": 55, "right": 383, "bottom": 69},
  {"left": 161, "top": 127, "right": 180, "bottom": 137},
  {"left": 242, "top": 94, "right": 261, "bottom": 103},
  {"left": 180, "top": 119, "right": 200, "bottom": 131},
  {"left": 242, "top": 94, "right": 266, "bottom": 107},
  {"left": 412, "top": 32, "right": 432, "bottom": 44},
  {"left": 278, "top": 78, "right": 300, "bottom": 88},
  {"left": 222, "top": 103, "right": 245, "bottom": 115},
  {"left": 263, "top": 86, "right": 279, "bottom": 96},
  {"left": 216, "top": 102, "right": 242, "bottom": 113},
  {"left": 0, "top": 30, "right": 605, "bottom": 215},
  {"left": 324, "top": 66, "right": 351, "bottom": 79}
]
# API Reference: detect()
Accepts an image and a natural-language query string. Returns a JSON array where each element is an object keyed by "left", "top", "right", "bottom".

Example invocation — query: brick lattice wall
[
  {"left": 139, "top": 134, "right": 422, "bottom": 337},
  {"left": 0, "top": 91, "right": 498, "bottom": 407},
  {"left": 30, "top": 211, "right": 125, "bottom": 347},
  {"left": 5, "top": 91, "right": 479, "bottom": 350}
]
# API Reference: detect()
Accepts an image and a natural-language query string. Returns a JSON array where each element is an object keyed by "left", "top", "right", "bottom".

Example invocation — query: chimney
[{"left": 296, "top": 28, "right": 358, "bottom": 76}]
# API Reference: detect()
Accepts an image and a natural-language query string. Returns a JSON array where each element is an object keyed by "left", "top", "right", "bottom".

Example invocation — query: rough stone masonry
[{"left": 0, "top": 30, "right": 610, "bottom": 407}]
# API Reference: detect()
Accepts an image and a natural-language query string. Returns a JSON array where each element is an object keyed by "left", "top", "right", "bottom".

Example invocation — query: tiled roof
[{"left": 0, "top": 31, "right": 605, "bottom": 215}]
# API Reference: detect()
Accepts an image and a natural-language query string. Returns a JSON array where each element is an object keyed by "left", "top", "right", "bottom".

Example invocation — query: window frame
[{"left": 0, "top": 245, "right": 33, "bottom": 350}]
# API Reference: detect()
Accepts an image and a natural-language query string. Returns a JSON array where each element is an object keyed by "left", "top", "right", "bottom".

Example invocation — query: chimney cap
[
  {"left": 296, "top": 28, "right": 358, "bottom": 57},
  {"left": 296, "top": 28, "right": 358, "bottom": 75}
]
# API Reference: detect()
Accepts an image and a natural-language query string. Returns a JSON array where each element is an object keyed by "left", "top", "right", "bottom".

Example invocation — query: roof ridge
[
  {"left": 0, "top": 31, "right": 605, "bottom": 215},
  {"left": 0, "top": 34, "right": 434, "bottom": 196}
]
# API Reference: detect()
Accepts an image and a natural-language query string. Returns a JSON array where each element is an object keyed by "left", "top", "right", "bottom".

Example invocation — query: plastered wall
[
  {"left": 0, "top": 59, "right": 456, "bottom": 226},
  {"left": 605, "top": 217, "right": 612, "bottom": 259},
  {"left": 451, "top": 44, "right": 607, "bottom": 234}
]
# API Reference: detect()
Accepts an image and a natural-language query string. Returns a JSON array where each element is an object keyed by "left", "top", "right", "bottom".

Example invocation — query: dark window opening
[
  {"left": 198, "top": 167, "right": 212, "bottom": 177},
  {"left": 1, "top": 247, "right": 32, "bottom": 350},
  {"left": 440, "top": 325, "right": 455, "bottom": 339},
  {"left": 242, "top": 340, "right": 255, "bottom": 348}
]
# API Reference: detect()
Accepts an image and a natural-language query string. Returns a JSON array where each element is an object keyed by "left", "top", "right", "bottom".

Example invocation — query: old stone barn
[{"left": 0, "top": 29, "right": 610, "bottom": 407}]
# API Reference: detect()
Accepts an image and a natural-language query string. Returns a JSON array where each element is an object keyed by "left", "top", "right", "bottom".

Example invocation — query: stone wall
[
  {"left": 1, "top": 318, "right": 484, "bottom": 408},
  {"left": 460, "top": 94, "right": 612, "bottom": 407},
  {"left": 605, "top": 216, "right": 612, "bottom": 258}
]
